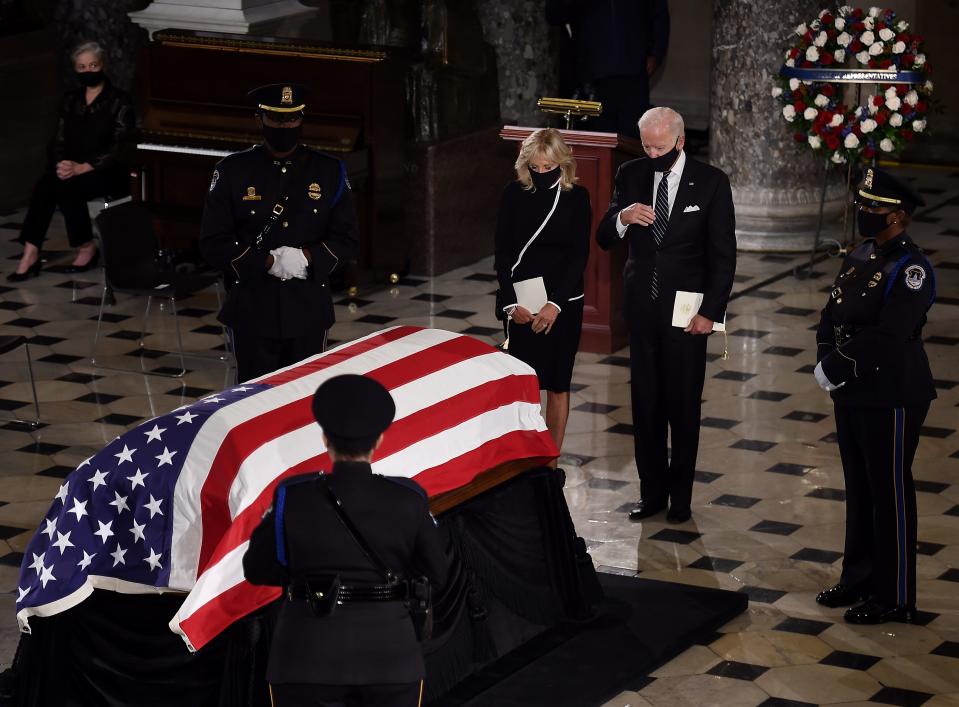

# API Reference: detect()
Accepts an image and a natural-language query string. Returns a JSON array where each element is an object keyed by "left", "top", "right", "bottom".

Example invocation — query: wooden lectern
[{"left": 499, "top": 127, "right": 645, "bottom": 354}]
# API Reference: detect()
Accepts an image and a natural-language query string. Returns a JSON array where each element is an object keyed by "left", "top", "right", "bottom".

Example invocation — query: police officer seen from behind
[
  {"left": 244, "top": 374, "right": 448, "bottom": 706},
  {"left": 201, "top": 84, "right": 358, "bottom": 382},
  {"left": 814, "top": 168, "right": 936, "bottom": 624}
]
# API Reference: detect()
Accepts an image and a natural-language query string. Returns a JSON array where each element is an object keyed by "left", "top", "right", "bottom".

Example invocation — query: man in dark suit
[
  {"left": 546, "top": 0, "right": 670, "bottom": 138},
  {"left": 243, "top": 374, "right": 448, "bottom": 706},
  {"left": 597, "top": 107, "right": 736, "bottom": 523}
]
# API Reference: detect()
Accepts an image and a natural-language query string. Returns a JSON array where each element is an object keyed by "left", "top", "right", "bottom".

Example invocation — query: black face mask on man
[
  {"left": 530, "top": 166, "right": 560, "bottom": 190},
  {"left": 857, "top": 209, "right": 894, "bottom": 239},
  {"left": 262, "top": 123, "right": 302, "bottom": 154},
  {"left": 76, "top": 70, "right": 104, "bottom": 88},
  {"left": 648, "top": 138, "right": 680, "bottom": 172}
]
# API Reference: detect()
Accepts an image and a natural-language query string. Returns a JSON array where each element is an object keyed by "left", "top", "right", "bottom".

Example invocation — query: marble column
[
  {"left": 710, "top": 0, "right": 847, "bottom": 252},
  {"left": 128, "top": 0, "right": 314, "bottom": 37}
]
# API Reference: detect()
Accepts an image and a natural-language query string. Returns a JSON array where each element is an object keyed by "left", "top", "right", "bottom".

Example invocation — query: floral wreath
[{"left": 772, "top": 6, "right": 933, "bottom": 164}]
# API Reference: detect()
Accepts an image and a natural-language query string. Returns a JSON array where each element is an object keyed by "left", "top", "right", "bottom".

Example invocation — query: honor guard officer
[
  {"left": 813, "top": 168, "right": 936, "bottom": 624},
  {"left": 243, "top": 374, "right": 449, "bottom": 707},
  {"left": 201, "top": 83, "right": 358, "bottom": 382}
]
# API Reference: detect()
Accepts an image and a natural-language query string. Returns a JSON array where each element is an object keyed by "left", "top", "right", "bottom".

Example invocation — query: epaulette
[{"left": 380, "top": 475, "right": 428, "bottom": 499}]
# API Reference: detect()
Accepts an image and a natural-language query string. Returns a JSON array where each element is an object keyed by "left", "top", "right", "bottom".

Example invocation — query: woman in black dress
[
  {"left": 9, "top": 41, "right": 133, "bottom": 281},
  {"left": 494, "top": 128, "right": 591, "bottom": 455}
]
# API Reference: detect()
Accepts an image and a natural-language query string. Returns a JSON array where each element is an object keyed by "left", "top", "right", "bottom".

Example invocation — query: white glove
[
  {"left": 268, "top": 246, "right": 309, "bottom": 280},
  {"left": 814, "top": 361, "right": 845, "bottom": 392}
]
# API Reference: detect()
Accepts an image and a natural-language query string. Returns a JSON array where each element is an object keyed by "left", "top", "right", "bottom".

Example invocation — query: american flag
[{"left": 16, "top": 326, "right": 558, "bottom": 651}]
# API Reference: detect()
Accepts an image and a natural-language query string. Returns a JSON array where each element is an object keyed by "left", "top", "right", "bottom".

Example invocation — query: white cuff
[
  {"left": 814, "top": 361, "right": 845, "bottom": 392},
  {"left": 502, "top": 303, "right": 518, "bottom": 313},
  {"left": 545, "top": 300, "right": 562, "bottom": 313},
  {"left": 616, "top": 210, "right": 628, "bottom": 237}
]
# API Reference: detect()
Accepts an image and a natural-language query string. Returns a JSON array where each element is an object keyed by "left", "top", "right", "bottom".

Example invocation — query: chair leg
[
  {"left": 90, "top": 285, "right": 109, "bottom": 368},
  {"left": 23, "top": 342, "right": 41, "bottom": 426},
  {"left": 169, "top": 296, "right": 187, "bottom": 378}
]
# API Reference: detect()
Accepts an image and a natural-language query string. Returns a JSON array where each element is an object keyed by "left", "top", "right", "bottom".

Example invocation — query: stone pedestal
[
  {"left": 128, "top": 0, "right": 313, "bottom": 37},
  {"left": 710, "top": 0, "right": 846, "bottom": 252}
]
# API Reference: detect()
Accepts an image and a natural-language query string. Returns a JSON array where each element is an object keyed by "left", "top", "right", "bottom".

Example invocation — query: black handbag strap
[
  {"left": 320, "top": 477, "right": 397, "bottom": 584},
  {"left": 254, "top": 152, "right": 309, "bottom": 249}
]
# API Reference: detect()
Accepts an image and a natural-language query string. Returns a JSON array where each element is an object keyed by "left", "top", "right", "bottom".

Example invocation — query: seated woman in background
[
  {"left": 494, "top": 128, "right": 591, "bottom": 459},
  {"left": 9, "top": 41, "right": 134, "bottom": 282}
]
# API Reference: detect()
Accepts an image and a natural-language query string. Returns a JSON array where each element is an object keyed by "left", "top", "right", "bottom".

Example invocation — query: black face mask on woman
[
  {"left": 857, "top": 209, "right": 893, "bottom": 239},
  {"left": 647, "top": 138, "right": 680, "bottom": 172},
  {"left": 530, "top": 167, "right": 560, "bottom": 190},
  {"left": 262, "top": 123, "right": 302, "bottom": 154},
  {"left": 76, "top": 70, "right": 105, "bottom": 88}
]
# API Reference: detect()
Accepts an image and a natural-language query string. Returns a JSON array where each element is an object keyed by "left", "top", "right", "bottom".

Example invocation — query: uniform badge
[
  {"left": 867, "top": 280, "right": 878, "bottom": 288},
  {"left": 864, "top": 168, "right": 874, "bottom": 188},
  {"left": 904, "top": 264, "right": 926, "bottom": 291},
  {"left": 308, "top": 182, "right": 322, "bottom": 200},
  {"left": 281, "top": 86, "right": 293, "bottom": 105},
  {"left": 831, "top": 286, "right": 842, "bottom": 300},
  {"left": 242, "top": 186, "right": 262, "bottom": 201},
  {"left": 209, "top": 169, "right": 219, "bottom": 192}
]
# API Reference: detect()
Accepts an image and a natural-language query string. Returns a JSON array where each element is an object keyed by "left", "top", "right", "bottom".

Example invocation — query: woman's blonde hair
[{"left": 514, "top": 128, "right": 577, "bottom": 192}]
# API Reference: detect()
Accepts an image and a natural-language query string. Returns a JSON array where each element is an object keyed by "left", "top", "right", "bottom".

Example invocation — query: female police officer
[{"left": 813, "top": 168, "right": 936, "bottom": 624}]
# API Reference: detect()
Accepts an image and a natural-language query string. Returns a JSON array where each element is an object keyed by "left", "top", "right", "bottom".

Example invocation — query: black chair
[
  {"left": 0, "top": 336, "right": 40, "bottom": 427},
  {"left": 91, "top": 201, "right": 229, "bottom": 378}
]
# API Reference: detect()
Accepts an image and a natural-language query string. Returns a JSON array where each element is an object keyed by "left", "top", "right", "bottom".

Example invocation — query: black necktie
[{"left": 650, "top": 170, "right": 671, "bottom": 300}]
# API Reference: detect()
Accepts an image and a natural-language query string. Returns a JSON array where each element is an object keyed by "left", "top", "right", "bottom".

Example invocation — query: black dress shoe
[
  {"left": 628, "top": 499, "right": 667, "bottom": 522},
  {"left": 61, "top": 248, "right": 99, "bottom": 274},
  {"left": 816, "top": 583, "right": 867, "bottom": 608},
  {"left": 844, "top": 599, "right": 916, "bottom": 625},
  {"left": 7, "top": 259, "right": 41, "bottom": 282},
  {"left": 666, "top": 506, "right": 692, "bottom": 524}
]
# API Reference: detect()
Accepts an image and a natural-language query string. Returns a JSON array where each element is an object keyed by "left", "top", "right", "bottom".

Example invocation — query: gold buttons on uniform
[
  {"left": 837, "top": 298, "right": 843, "bottom": 303},
  {"left": 250, "top": 210, "right": 256, "bottom": 215},
  {"left": 313, "top": 208, "right": 318, "bottom": 213},
  {"left": 281, "top": 167, "right": 287, "bottom": 174},
  {"left": 869, "top": 253, "right": 877, "bottom": 260},
  {"left": 282, "top": 221, "right": 289, "bottom": 228}
]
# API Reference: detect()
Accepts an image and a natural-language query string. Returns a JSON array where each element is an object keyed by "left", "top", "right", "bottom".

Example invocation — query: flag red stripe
[
  {"left": 197, "top": 334, "right": 503, "bottom": 571},
  {"left": 177, "top": 579, "right": 281, "bottom": 652}
]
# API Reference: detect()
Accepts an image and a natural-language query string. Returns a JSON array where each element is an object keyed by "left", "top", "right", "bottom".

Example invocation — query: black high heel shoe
[
  {"left": 7, "top": 258, "right": 41, "bottom": 282},
  {"left": 61, "top": 248, "right": 100, "bottom": 274}
]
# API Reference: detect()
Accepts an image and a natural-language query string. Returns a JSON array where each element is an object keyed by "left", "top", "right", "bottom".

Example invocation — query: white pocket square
[{"left": 683, "top": 204, "right": 700, "bottom": 213}]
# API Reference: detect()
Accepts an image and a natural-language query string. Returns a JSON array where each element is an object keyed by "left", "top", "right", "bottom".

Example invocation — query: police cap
[
  {"left": 857, "top": 167, "right": 926, "bottom": 214},
  {"left": 312, "top": 374, "right": 395, "bottom": 440},
  {"left": 247, "top": 83, "right": 308, "bottom": 121}
]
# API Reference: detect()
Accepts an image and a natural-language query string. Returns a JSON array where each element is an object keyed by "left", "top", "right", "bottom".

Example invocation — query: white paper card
[
  {"left": 672, "top": 291, "right": 726, "bottom": 332},
  {"left": 512, "top": 276, "right": 549, "bottom": 314}
]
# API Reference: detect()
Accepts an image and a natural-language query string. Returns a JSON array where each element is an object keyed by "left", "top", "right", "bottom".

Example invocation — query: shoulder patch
[
  {"left": 381, "top": 475, "right": 427, "bottom": 498},
  {"left": 903, "top": 264, "right": 926, "bottom": 291},
  {"left": 209, "top": 169, "right": 219, "bottom": 192},
  {"left": 278, "top": 471, "right": 325, "bottom": 491}
]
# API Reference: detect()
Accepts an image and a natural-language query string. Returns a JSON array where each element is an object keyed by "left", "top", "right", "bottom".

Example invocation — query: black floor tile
[
  {"left": 410, "top": 293, "right": 451, "bottom": 303},
  {"left": 0, "top": 524, "right": 25, "bottom": 540},
  {"left": 694, "top": 470, "right": 723, "bottom": 484},
  {"left": 649, "top": 528, "right": 701, "bottom": 545},
  {"left": 739, "top": 586, "right": 788, "bottom": 604},
  {"left": 931, "top": 640, "right": 959, "bottom": 658},
  {"left": 743, "top": 290, "right": 784, "bottom": 300},
  {"left": 88, "top": 312, "right": 130, "bottom": 323},
  {"left": 3, "top": 317, "right": 45, "bottom": 328},
  {"left": 919, "top": 425, "right": 954, "bottom": 439},
  {"left": 0, "top": 399, "right": 29, "bottom": 411},
  {"left": 16, "top": 441, "right": 68, "bottom": 455},
  {"left": 772, "top": 617, "right": 831, "bottom": 635},
  {"left": 706, "top": 660, "right": 768, "bottom": 681},
  {"left": 806, "top": 487, "right": 846, "bottom": 502},
  {"left": 729, "top": 329, "right": 770, "bottom": 339},
  {"left": 757, "top": 698, "right": 817, "bottom": 707},
  {"left": 688, "top": 556, "right": 743, "bottom": 573},
  {"left": 701, "top": 417, "right": 740, "bottom": 429},
  {"left": 124, "top": 348, "right": 167, "bottom": 359},
  {"left": 355, "top": 314, "right": 397, "bottom": 325},
  {"left": 0, "top": 551, "right": 24, "bottom": 567},
  {"left": 37, "top": 465, "right": 74, "bottom": 479},
  {"left": 151, "top": 366, "right": 191, "bottom": 376},
  {"left": 764, "top": 346, "right": 804, "bottom": 357},
  {"left": 933, "top": 379, "right": 958, "bottom": 390},
  {"left": 714, "top": 370, "right": 757, "bottom": 382},
  {"left": 573, "top": 402, "right": 619, "bottom": 414},
  {"left": 925, "top": 335, "right": 959, "bottom": 346},
  {"left": 730, "top": 439, "right": 777, "bottom": 453},
  {"left": 598, "top": 355, "right": 631, "bottom": 367},
  {"left": 176, "top": 308, "right": 214, "bottom": 318},
  {"left": 74, "top": 296, "right": 103, "bottom": 306},
  {"left": 0, "top": 420, "right": 47, "bottom": 432},
  {"left": 434, "top": 309, "right": 476, "bottom": 319},
  {"left": 606, "top": 423, "right": 634, "bottom": 435},
  {"left": 795, "top": 364, "right": 817, "bottom": 374},
  {"left": 705, "top": 352, "right": 723, "bottom": 363},
  {"left": 167, "top": 385, "right": 213, "bottom": 399},
  {"left": 711, "top": 494, "right": 761, "bottom": 509},
  {"left": 334, "top": 297, "right": 374, "bottom": 307},
  {"left": 106, "top": 330, "right": 144, "bottom": 340},
  {"left": 790, "top": 548, "right": 842, "bottom": 564},
  {"left": 733, "top": 274, "right": 753, "bottom": 283},
  {"left": 37, "top": 353, "right": 83, "bottom": 365},
  {"left": 568, "top": 383, "right": 587, "bottom": 393},
  {"left": 0, "top": 301, "right": 28, "bottom": 311},
  {"left": 585, "top": 477, "right": 630, "bottom": 491},
  {"left": 945, "top": 504, "right": 959, "bottom": 517},
  {"left": 96, "top": 413, "right": 142, "bottom": 427},
  {"left": 190, "top": 325, "right": 225, "bottom": 336},
  {"left": 750, "top": 519, "right": 802, "bottom": 536},
  {"left": 461, "top": 326, "right": 501, "bottom": 337},
  {"left": 916, "top": 541, "right": 945, "bottom": 556},
  {"left": 397, "top": 276, "right": 427, "bottom": 287},
  {"left": 464, "top": 273, "right": 497, "bottom": 282},
  {"left": 57, "top": 372, "right": 102, "bottom": 384},
  {"left": 775, "top": 306, "right": 816, "bottom": 317},
  {"left": 870, "top": 686, "right": 935, "bottom": 707},
  {"left": 937, "top": 568, "right": 959, "bottom": 583},
  {"left": 914, "top": 479, "right": 949, "bottom": 494},
  {"left": 782, "top": 410, "right": 828, "bottom": 423},
  {"left": 748, "top": 390, "right": 791, "bottom": 402},
  {"left": 819, "top": 650, "right": 881, "bottom": 670},
  {"left": 28, "top": 335, "right": 66, "bottom": 346},
  {"left": 75, "top": 392, "right": 123, "bottom": 405},
  {"left": 819, "top": 432, "right": 839, "bottom": 443}
]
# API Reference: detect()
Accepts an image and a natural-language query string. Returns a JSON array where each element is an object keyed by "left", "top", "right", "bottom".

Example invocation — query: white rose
[
  {"left": 896, "top": 21, "right": 908, "bottom": 32},
  {"left": 837, "top": 31, "right": 852, "bottom": 47},
  {"left": 856, "top": 51, "right": 871, "bottom": 64},
  {"left": 905, "top": 90, "right": 918, "bottom": 106},
  {"left": 814, "top": 93, "right": 829, "bottom": 107},
  {"left": 808, "top": 135, "right": 822, "bottom": 149},
  {"left": 885, "top": 85, "right": 897, "bottom": 97},
  {"left": 860, "top": 118, "right": 877, "bottom": 133},
  {"left": 831, "top": 152, "right": 847, "bottom": 164},
  {"left": 867, "top": 97, "right": 879, "bottom": 115},
  {"left": 783, "top": 105, "right": 796, "bottom": 121},
  {"left": 786, "top": 58, "right": 796, "bottom": 67},
  {"left": 861, "top": 30, "right": 875, "bottom": 45},
  {"left": 924, "top": 80, "right": 934, "bottom": 93},
  {"left": 868, "top": 41, "right": 884, "bottom": 56},
  {"left": 844, "top": 132, "right": 860, "bottom": 149},
  {"left": 771, "top": 86, "right": 783, "bottom": 98},
  {"left": 913, "top": 119, "right": 926, "bottom": 132},
  {"left": 868, "top": 6, "right": 881, "bottom": 17},
  {"left": 806, "top": 46, "right": 820, "bottom": 62},
  {"left": 804, "top": 107, "right": 818, "bottom": 120},
  {"left": 913, "top": 53, "right": 926, "bottom": 67},
  {"left": 892, "top": 41, "right": 906, "bottom": 54},
  {"left": 835, "top": 17, "right": 846, "bottom": 31},
  {"left": 879, "top": 28, "right": 895, "bottom": 42},
  {"left": 889, "top": 112, "right": 903, "bottom": 127},
  {"left": 795, "top": 22, "right": 808, "bottom": 36},
  {"left": 814, "top": 31, "right": 828, "bottom": 47},
  {"left": 830, "top": 113, "right": 844, "bottom": 127},
  {"left": 789, "top": 78, "right": 800, "bottom": 91},
  {"left": 864, "top": 17, "right": 875, "bottom": 30},
  {"left": 880, "top": 138, "right": 894, "bottom": 152},
  {"left": 834, "top": 49, "right": 846, "bottom": 63},
  {"left": 885, "top": 94, "right": 902, "bottom": 111}
]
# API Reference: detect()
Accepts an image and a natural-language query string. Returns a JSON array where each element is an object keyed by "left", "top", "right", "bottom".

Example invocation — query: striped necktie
[{"left": 650, "top": 169, "right": 671, "bottom": 300}]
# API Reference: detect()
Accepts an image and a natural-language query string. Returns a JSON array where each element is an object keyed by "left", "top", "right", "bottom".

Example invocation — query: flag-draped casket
[{"left": 16, "top": 326, "right": 558, "bottom": 651}]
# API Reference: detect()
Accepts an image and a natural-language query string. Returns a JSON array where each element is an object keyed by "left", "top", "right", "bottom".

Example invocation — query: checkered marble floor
[{"left": 0, "top": 165, "right": 957, "bottom": 705}]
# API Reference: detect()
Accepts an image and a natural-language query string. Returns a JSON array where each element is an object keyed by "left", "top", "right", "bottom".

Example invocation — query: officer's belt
[
  {"left": 833, "top": 324, "right": 922, "bottom": 346},
  {"left": 287, "top": 581, "right": 409, "bottom": 603}
]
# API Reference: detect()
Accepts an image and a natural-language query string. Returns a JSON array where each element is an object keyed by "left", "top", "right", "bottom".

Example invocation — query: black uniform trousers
[
  {"left": 270, "top": 680, "right": 423, "bottom": 707},
  {"left": 231, "top": 325, "right": 327, "bottom": 382},
  {"left": 20, "top": 168, "right": 128, "bottom": 249},
  {"left": 835, "top": 402, "right": 928, "bottom": 608},
  {"left": 628, "top": 298, "right": 708, "bottom": 512}
]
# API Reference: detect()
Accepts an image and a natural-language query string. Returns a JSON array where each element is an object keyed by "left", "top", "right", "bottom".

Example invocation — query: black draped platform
[{"left": 8, "top": 468, "right": 746, "bottom": 706}]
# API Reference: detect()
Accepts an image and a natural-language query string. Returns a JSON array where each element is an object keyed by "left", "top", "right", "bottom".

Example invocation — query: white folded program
[
  {"left": 512, "top": 276, "right": 549, "bottom": 314},
  {"left": 672, "top": 290, "right": 726, "bottom": 331}
]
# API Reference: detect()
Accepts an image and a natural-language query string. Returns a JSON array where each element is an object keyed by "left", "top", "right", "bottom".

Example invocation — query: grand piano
[{"left": 129, "top": 29, "right": 411, "bottom": 281}]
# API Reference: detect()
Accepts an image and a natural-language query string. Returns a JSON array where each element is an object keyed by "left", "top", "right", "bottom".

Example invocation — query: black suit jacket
[
  {"left": 596, "top": 155, "right": 736, "bottom": 325},
  {"left": 243, "top": 462, "right": 448, "bottom": 685}
]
